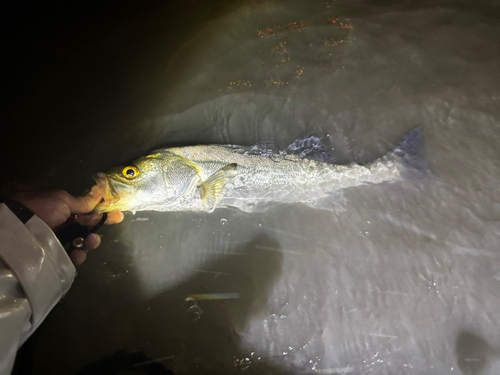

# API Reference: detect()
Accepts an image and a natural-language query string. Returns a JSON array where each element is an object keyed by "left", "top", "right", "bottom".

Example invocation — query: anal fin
[{"left": 198, "top": 163, "right": 238, "bottom": 212}]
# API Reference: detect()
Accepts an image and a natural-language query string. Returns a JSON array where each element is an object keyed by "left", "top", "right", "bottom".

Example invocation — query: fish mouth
[{"left": 93, "top": 173, "right": 131, "bottom": 212}]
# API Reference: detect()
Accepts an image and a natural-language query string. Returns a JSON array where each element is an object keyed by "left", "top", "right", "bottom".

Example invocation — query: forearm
[
  {"left": 0, "top": 203, "right": 76, "bottom": 374},
  {"left": 0, "top": 259, "right": 32, "bottom": 374}
]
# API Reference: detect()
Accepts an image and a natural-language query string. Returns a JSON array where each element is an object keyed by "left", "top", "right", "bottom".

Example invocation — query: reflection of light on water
[
  {"left": 317, "top": 368, "right": 355, "bottom": 374},
  {"left": 234, "top": 351, "right": 258, "bottom": 371}
]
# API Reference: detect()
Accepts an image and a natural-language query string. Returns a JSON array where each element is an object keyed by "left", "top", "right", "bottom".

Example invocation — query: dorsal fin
[{"left": 284, "top": 135, "right": 335, "bottom": 162}]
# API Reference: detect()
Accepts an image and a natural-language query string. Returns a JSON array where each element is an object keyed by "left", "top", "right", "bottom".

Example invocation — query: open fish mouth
[{"left": 92, "top": 173, "right": 130, "bottom": 212}]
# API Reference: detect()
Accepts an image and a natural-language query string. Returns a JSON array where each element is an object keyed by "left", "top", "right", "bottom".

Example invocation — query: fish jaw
[{"left": 93, "top": 173, "right": 133, "bottom": 213}]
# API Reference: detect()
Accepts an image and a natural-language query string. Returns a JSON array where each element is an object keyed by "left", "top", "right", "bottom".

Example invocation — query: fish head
[{"left": 93, "top": 154, "right": 169, "bottom": 213}]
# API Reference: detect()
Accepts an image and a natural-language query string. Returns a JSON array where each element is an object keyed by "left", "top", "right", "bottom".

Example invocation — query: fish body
[{"left": 94, "top": 128, "right": 425, "bottom": 213}]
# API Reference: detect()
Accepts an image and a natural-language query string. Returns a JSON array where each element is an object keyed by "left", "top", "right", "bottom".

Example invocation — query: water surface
[{"left": 3, "top": 1, "right": 500, "bottom": 374}]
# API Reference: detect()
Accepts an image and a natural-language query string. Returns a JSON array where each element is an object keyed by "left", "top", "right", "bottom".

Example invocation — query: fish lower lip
[{"left": 93, "top": 173, "right": 120, "bottom": 203}]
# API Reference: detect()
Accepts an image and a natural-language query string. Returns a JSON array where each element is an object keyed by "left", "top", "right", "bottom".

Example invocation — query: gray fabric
[{"left": 0, "top": 204, "right": 76, "bottom": 374}]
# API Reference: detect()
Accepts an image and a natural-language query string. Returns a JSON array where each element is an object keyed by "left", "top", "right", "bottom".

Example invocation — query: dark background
[{"left": 1, "top": 0, "right": 245, "bottom": 194}]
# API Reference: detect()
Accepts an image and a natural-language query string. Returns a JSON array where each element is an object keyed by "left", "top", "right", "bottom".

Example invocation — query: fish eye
[{"left": 122, "top": 166, "right": 140, "bottom": 179}]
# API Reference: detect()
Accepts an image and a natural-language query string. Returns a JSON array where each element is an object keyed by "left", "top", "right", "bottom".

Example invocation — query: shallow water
[{"left": 3, "top": 0, "right": 500, "bottom": 374}]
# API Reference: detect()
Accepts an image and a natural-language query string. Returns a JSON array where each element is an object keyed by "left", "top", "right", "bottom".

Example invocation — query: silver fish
[{"left": 93, "top": 128, "right": 426, "bottom": 213}]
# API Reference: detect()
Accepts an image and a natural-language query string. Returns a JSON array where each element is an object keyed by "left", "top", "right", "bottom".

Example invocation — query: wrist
[{"left": 0, "top": 198, "right": 34, "bottom": 224}]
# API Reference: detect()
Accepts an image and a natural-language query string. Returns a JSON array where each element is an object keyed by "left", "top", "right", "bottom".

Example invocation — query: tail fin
[{"left": 393, "top": 127, "right": 429, "bottom": 176}]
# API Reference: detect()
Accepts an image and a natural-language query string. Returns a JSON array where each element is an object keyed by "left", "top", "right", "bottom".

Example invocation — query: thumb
[{"left": 65, "top": 186, "right": 103, "bottom": 214}]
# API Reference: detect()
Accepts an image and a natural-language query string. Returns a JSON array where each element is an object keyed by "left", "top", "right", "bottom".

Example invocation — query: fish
[{"left": 93, "top": 128, "right": 426, "bottom": 213}]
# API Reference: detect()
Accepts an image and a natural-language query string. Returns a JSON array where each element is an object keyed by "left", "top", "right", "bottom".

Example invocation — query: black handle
[{"left": 57, "top": 213, "right": 108, "bottom": 255}]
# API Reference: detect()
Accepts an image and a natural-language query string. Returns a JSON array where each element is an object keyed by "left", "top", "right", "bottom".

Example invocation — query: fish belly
[{"left": 169, "top": 146, "right": 401, "bottom": 211}]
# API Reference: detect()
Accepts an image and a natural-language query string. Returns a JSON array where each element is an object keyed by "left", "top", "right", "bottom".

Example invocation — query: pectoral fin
[{"left": 198, "top": 163, "right": 238, "bottom": 212}]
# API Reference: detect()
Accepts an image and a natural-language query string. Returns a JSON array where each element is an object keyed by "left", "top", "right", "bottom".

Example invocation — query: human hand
[{"left": 11, "top": 186, "right": 124, "bottom": 266}]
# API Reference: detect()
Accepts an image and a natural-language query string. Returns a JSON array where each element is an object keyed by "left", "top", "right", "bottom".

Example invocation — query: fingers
[
  {"left": 65, "top": 186, "right": 123, "bottom": 223},
  {"left": 74, "top": 213, "right": 102, "bottom": 227},
  {"left": 69, "top": 210, "right": 123, "bottom": 267},
  {"left": 70, "top": 249, "right": 87, "bottom": 266},
  {"left": 64, "top": 186, "right": 103, "bottom": 214},
  {"left": 11, "top": 187, "right": 123, "bottom": 229},
  {"left": 106, "top": 210, "right": 124, "bottom": 224},
  {"left": 83, "top": 233, "right": 101, "bottom": 251},
  {"left": 69, "top": 233, "right": 101, "bottom": 267},
  {"left": 74, "top": 210, "right": 124, "bottom": 227}
]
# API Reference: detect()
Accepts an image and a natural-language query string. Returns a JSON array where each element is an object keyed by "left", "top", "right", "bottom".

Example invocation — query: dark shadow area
[
  {"left": 134, "top": 234, "right": 286, "bottom": 374},
  {"left": 75, "top": 350, "right": 174, "bottom": 375},
  {"left": 18, "top": 234, "right": 305, "bottom": 374},
  {"left": 455, "top": 330, "right": 499, "bottom": 375},
  {"left": 0, "top": 0, "right": 248, "bottom": 194}
]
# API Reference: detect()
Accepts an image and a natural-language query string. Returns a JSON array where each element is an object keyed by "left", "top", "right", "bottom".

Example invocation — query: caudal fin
[{"left": 393, "top": 127, "right": 429, "bottom": 176}]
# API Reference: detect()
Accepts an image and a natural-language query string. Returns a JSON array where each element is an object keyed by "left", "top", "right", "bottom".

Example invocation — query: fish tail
[{"left": 393, "top": 127, "right": 429, "bottom": 178}]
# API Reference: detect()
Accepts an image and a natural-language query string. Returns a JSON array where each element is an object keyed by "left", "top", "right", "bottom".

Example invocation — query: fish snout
[{"left": 92, "top": 173, "right": 120, "bottom": 202}]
